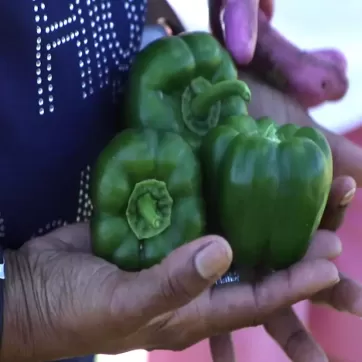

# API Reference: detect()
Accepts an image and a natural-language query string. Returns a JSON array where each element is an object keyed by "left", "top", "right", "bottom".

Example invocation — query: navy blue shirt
[{"left": 0, "top": 0, "right": 146, "bottom": 361}]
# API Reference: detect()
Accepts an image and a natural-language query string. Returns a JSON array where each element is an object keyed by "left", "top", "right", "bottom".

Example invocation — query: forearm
[
  {"left": 0, "top": 249, "right": 65, "bottom": 362},
  {"left": 1, "top": 250, "right": 35, "bottom": 361}
]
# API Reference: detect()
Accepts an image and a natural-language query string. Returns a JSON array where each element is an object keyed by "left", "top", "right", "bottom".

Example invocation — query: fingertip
[
  {"left": 319, "top": 230, "right": 343, "bottom": 257},
  {"left": 229, "top": 45, "right": 255, "bottom": 65},
  {"left": 282, "top": 259, "right": 340, "bottom": 302},
  {"left": 306, "top": 230, "right": 343, "bottom": 260},
  {"left": 224, "top": 30, "right": 256, "bottom": 65},
  {"left": 340, "top": 186, "right": 356, "bottom": 207},
  {"left": 308, "top": 259, "right": 340, "bottom": 287},
  {"left": 332, "top": 235, "right": 343, "bottom": 256},
  {"left": 223, "top": 0, "right": 258, "bottom": 65},
  {"left": 133, "top": 234, "right": 233, "bottom": 320},
  {"left": 328, "top": 175, "right": 356, "bottom": 208},
  {"left": 195, "top": 236, "right": 233, "bottom": 281}
]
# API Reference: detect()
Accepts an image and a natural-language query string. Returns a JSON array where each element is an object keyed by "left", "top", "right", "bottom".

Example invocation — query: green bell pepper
[
  {"left": 201, "top": 115, "right": 333, "bottom": 270},
  {"left": 91, "top": 128, "right": 205, "bottom": 271},
  {"left": 125, "top": 31, "right": 251, "bottom": 150}
]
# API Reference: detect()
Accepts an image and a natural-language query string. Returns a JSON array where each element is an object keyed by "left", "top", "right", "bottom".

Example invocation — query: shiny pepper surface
[
  {"left": 91, "top": 128, "right": 205, "bottom": 271},
  {"left": 125, "top": 31, "right": 251, "bottom": 151},
  {"left": 201, "top": 115, "right": 333, "bottom": 270}
]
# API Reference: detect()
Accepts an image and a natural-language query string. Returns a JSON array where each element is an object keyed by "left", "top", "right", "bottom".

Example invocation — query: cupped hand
[
  {"left": 209, "top": 71, "right": 362, "bottom": 362},
  {"left": 3, "top": 223, "right": 339, "bottom": 362},
  {"left": 262, "top": 176, "right": 358, "bottom": 362},
  {"left": 210, "top": 175, "right": 356, "bottom": 362}
]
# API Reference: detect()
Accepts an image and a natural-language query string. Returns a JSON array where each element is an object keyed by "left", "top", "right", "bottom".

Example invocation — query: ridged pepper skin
[
  {"left": 124, "top": 31, "right": 251, "bottom": 150},
  {"left": 90, "top": 128, "right": 205, "bottom": 271},
  {"left": 201, "top": 115, "right": 333, "bottom": 270}
]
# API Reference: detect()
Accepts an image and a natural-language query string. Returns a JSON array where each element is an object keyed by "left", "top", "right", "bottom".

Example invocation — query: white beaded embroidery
[
  {"left": 33, "top": 0, "right": 146, "bottom": 115},
  {"left": 32, "top": 219, "right": 67, "bottom": 238},
  {"left": 31, "top": 165, "right": 93, "bottom": 237},
  {"left": 76, "top": 165, "right": 93, "bottom": 222}
]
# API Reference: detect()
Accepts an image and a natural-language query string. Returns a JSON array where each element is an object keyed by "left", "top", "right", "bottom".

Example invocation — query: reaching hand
[
  {"left": 209, "top": 2, "right": 348, "bottom": 108},
  {"left": 222, "top": 0, "right": 274, "bottom": 64},
  {"left": 209, "top": 0, "right": 274, "bottom": 64}
]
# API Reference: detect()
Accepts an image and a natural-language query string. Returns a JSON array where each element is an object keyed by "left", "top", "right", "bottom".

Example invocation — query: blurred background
[
  {"left": 98, "top": 1, "right": 362, "bottom": 361},
  {"left": 168, "top": 0, "right": 362, "bottom": 134}
]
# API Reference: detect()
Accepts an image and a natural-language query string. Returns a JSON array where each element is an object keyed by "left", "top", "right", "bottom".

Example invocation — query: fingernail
[
  {"left": 340, "top": 188, "right": 356, "bottom": 207},
  {"left": 195, "top": 239, "right": 233, "bottom": 280}
]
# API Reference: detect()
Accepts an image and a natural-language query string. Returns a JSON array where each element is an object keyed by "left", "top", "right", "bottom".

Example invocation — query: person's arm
[
  {"left": 0, "top": 225, "right": 233, "bottom": 362},
  {"left": 1, "top": 250, "right": 35, "bottom": 361}
]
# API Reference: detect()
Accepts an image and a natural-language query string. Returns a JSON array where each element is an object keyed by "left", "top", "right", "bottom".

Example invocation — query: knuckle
[
  {"left": 147, "top": 311, "right": 192, "bottom": 351},
  {"left": 284, "top": 329, "right": 311, "bottom": 361},
  {"left": 249, "top": 283, "right": 271, "bottom": 326},
  {"left": 160, "top": 273, "right": 194, "bottom": 304}
]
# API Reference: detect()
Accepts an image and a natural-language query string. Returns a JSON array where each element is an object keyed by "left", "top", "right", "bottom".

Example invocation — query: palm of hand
[
  {"left": 16, "top": 232, "right": 130, "bottom": 358},
  {"left": 17, "top": 74, "right": 362, "bottom": 361},
  {"left": 213, "top": 70, "right": 362, "bottom": 361},
  {"left": 13, "top": 223, "right": 339, "bottom": 360}
]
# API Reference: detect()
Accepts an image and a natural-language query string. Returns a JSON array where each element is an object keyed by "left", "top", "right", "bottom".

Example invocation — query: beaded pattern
[
  {"left": 33, "top": 0, "right": 146, "bottom": 115},
  {"left": 0, "top": 0, "right": 146, "bottom": 243}
]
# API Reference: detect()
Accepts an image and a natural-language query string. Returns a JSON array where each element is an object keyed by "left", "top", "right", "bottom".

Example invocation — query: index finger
[{"left": 188, "top": 259, "right": 339, "bottom": 336}]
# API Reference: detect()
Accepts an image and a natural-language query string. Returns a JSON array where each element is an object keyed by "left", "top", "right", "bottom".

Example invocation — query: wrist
[
  {"left": 1, "top": 249, "right": 66, "bottom": 362},
  {"left": 1, "top": 247, "right": 89, "bottom": 361},
  {"left": 1, "top": 249, "right": 35, "bottom": 361}
]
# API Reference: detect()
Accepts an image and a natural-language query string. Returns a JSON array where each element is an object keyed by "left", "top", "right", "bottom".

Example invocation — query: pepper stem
[
  {"left": 137, "top": 193, "right": 161, "bottom": 229},
  {"left": 191, "top": 80, "right": 251, "bottom": 117},
  {"left": 126, "top": 179, "right": 173, "bottom": 240}
]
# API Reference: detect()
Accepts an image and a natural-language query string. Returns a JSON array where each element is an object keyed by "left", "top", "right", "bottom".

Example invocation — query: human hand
[
  {"left": 243, "top": 70, "right": 362, "bottom": 187},
  {"left": 208, "top": 0, "right": 274, "bottom": 64},
  {"left": 245, "top": 11, "right": 348, "bottom": 109},
  {"left": 245, "top": 68, "right": 362, "bottom": 317},
  {"left": 262, "top": 177, "right": 357, "bottom": 362},
  {"left": 209, "top": 2, "right": 348, "bottom": 108},
  {"left": 209, "top": 174, "right": 355, "bottom": 362},
  {"left": 209, "top": 71, "right": 362, "bottom": 362},
  {"left": 2, "top": 223, "right": 339, "bottom": 361}
]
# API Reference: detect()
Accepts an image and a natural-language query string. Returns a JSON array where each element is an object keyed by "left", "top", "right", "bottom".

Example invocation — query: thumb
[
  {"left": 129, "top": 235, "right": 232, "bottom": 322},
  {"left": 223, "top": 0, "right": 259, "bottom": 64}
]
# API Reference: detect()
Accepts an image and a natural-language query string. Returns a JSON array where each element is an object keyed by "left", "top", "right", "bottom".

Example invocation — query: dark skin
[
  {"left": 3, "top": 5, "right": 360, "bottom": 358},
  {"left": 2, "top": 71, "right": 359, "bottom": 362},
  {"left": 208, "top": 71, "right": 362, "bottom": 362},
  {"left": 146, "top": 1, "right": 357, "bottom": 359}
]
